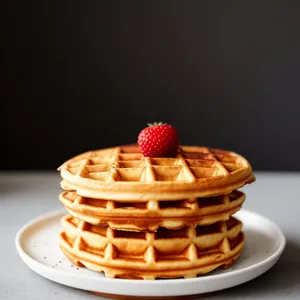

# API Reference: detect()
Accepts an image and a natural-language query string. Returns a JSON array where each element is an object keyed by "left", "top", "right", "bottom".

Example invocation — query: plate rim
[{"left": 15, "top": 208, "right": 286, "bottom": 294}]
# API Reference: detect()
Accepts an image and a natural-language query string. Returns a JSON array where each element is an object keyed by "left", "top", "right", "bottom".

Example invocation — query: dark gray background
[{"left": 2, "top": 1, "right": 300, "bottom": 170}]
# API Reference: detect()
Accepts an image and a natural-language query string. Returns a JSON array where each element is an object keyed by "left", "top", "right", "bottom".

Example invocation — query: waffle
[
  {"left": 59, "top": 190, "right": 245, "bottom": 232},
  {"left": 58, "top": 145, "right": 255, "bottom": 200},
  {"left": 60, "top": 215, "right": 244, "bottom": 280}
]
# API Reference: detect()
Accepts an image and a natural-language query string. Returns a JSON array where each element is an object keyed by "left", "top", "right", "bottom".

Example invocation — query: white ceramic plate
[{"left": 15, "top": 209, "right": 285, "bottom": 298}]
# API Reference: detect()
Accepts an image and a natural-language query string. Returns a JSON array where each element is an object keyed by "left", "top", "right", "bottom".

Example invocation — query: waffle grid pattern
[
  {"left": 60, "top": 215, "right": 244, "bottom": 279},
  {"left": 60, "top": 191, "right": 245, "bottom": 231},
  {"left": 64, "top": 146, "right": 243, "bottom": 183},
  {"left": 59, "top": 145, "right": 254, "bottom": 200}
]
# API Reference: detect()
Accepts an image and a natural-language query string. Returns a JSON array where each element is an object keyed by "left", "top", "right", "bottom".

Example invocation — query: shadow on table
[{"left": 207, "top": 240, "right": 300, "bottom": 299}]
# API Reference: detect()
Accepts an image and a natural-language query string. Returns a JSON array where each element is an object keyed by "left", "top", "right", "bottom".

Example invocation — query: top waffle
[{"left": 58, "top": 145, "right": 255, "bottom": 200}]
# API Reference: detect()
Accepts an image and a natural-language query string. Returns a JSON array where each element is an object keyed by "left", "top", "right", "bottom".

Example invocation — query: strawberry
[{"left": 138, "top": 122, "right": 179, "bottom": 157}]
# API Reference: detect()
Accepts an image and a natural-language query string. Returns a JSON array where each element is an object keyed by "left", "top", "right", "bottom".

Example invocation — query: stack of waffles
[{"left": 58, "top": 145, "right": 255, "bottom": 279}]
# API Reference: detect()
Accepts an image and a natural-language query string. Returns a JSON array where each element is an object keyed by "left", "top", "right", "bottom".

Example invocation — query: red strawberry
[{"left": 138, "top": 122, "right": 179, "bottom": 157}]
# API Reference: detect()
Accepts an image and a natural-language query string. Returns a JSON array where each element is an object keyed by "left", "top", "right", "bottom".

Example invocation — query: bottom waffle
[{"left": 60, "top": 215, "right": 244, "bottom": 280}]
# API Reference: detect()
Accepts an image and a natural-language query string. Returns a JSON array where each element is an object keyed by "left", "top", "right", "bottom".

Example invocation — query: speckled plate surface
[{"left": 15, "top": 209, "right": 285, "bottom": 298}]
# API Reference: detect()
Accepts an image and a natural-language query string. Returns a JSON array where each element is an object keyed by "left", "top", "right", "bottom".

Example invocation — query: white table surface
[{"left": 1, "top": 171, "right": 300, "bottom": 300}]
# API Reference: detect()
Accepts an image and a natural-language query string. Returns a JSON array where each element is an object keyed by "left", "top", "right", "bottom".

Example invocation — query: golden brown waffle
[
  {"left": 58, "top": 145, "right": 255, "bottom": 200},
  {"left": 59, "top": 190, "right": 245, "bottom": 232},
  {"left": 60, "top": 215, "right": 244, "bottom": 280}
]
